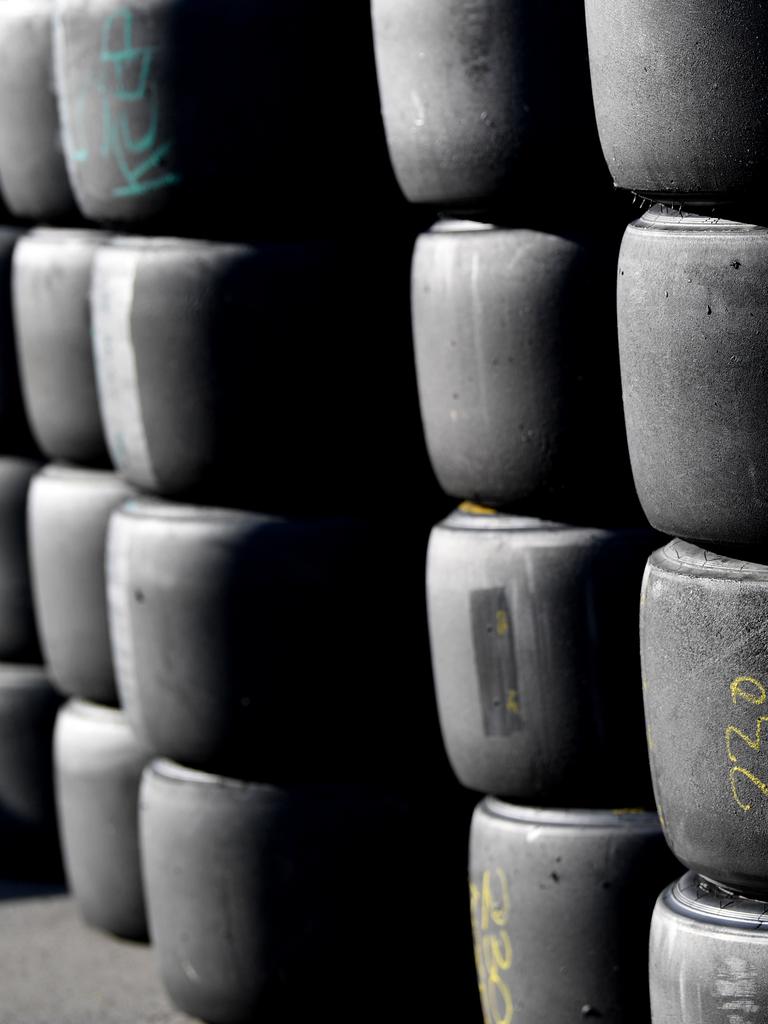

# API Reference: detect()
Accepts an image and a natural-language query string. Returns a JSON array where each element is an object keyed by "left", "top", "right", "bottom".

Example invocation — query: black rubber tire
[
  {"left": 108, "top": 498, "right": 450, "bottom": 786},
  {"left": 0, "top": 228, "right": 41, "bottom": 458},
  {"left": 413, "top": 221, "right": 640, "bottom": 521},
  {"left": 650, "top": 874, "right": 768, "bottom": 1024},
  {"left": 0, "top": 1, "right": 77, "bottom": 221},
  {"left": 619, "top": 208, "right": 768, "bottom": 546},
  {"left": 0, "top": 457, "right": 41, "bottom": 661},
  {"left": 641, "top": 540, "right": 768, "bottom": 896},
  {"left": 585, "top": 0, "right": 768, "bottom": 205},
  {"left": 428, "top": 505, "right": 657, "bottom": 804},
  {"left": 0, "top": 664, "right": 61, "bottom": 879},
  {"left": 53, "top": 0, "right": 400, "bottom": 236},
  {"left": 469, "top": 799, "right": 679, "bottom": 1024},
  {"left": 90, "top": 233, "right": 440, "bottom": 515},
  {"left": 28, "top": 465, "right": 134, "bottom": 705},
  {"left": 371, "top": 0, "right": 608, "bottom": 216},
  {"left": 141, "top": 760, "right": 481, "bottom": 1024},
  {"left": 54, "top": 698, "right": 149, "bottom": 940},
  {"left": 13, "top": 228, "right": 111, "bottom": 465}
]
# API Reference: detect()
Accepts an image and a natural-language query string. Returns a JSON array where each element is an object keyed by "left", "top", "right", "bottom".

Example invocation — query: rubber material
[
  {"left": 650, "top": 873, "right": 768, "bottom": 1023},
  {"left": 91, "top": 234, "right": 441, "bottom": 515},
  {"left": 141, "top": 760, "right": 480, "bottom": 1024},
  {"left": 0, "top": 1, "right": 77, "bottom": 220},
  {"left": 642, "top": 540, "right": 768, "bottom": 896},
  {"left": 413, "top": 221, "right": 639, "bottom": 521},
  {"left": 54, "top": 698, "right": 150, "bottom": 940},
  {"left": 109, "top": 499, "right": 449, "bottom": 784},
  {"left": 0, "top": 457, "right": 41, "bottom": 661},
  {"left": 470, "top": 798, "right": 679, "bottom": 1024},
  {"left": 53, "top": 0, "right": 400, "bottom": 236},
  {"left": 0, "top": 664, "right": 61, "bottom": 879},
  {"left": 619, "top": 208, "right": 768, "bottom": 546},
  {"left": 28, "top": 465, "right": 134, "bottom": 705},
  {"left": 372, "top": 0, "right": 608, "bottom": 217},
  {"left": 428, "top": 507, "right": 657, "bottom": 804},
  {"left": 13, "top": 228, "right": 111, "bottom": 465},
  {"left": 586, "top": 0, "right": 768, "bottom": 203}
]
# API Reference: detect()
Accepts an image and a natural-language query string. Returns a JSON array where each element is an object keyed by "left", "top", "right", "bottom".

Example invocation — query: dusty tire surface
[
  {"left": 586, "top": 0, "right": 768, "bottom": 203},
  {"left": 414, "top": 221, "right": 638, "bottom": 521},
  {"left": 642, "top": 541, "right": 768, "bottom": 895},
  {"left": 469, "top": 799, "right": 678, "bottom": 1024},
  {"left": 619, "top": 208, "right": 768, "bottom": 546},
  {"left": 372, "top": 0, "right": 607, "bottom": 215}
]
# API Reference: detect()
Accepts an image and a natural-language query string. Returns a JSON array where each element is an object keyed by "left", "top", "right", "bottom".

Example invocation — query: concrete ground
[{"left": 0, "top": 881, "right": 190, "bottom": 1024}]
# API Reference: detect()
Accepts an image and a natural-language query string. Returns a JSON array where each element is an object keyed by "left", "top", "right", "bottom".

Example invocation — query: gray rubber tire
[
  {"left": 0, "top": 0, "right": 77, "bottom": 220},
  {"left": 470, "top": 799, "right": 679, "bottom": 1024},
  {"left": 413, "top": 221, "right": 639, "bottom": 520},
  {"left": 54, "top": 698, "right": 150, "bottom": 940},
  {"left": 90, "top": 233, "right": 437, "bottom": 514},
  {"left": 13, "top": 228, "right": 111, "bottom": 465},
  {"left": 372, "top": 0, "right": 608, "bottom": 215},
  {"left": 0, "top": 663, "right": 61, "bottom": 879},
  {"left": 141, "top": 760, "right": 480, "bottom": 1024},
  {"left": 585, "top": 0, "right": 768, "bottom": 204},
  {"left": 428, "top": 505, "right": 657, "bottom": 804},
  {"left": 28, "top": 465, "right": 134, "bottom": 705},
  {"left": 53, "top": 0, "right": 399, "bottom": 235},
  {"left": 108, "top": 498, "right": 447, "bottom": 784},
  {"left": 650, "top": 873, "right": 768, "bottom": 1024},
  {"left": 619, "top": 208, "right": 768, "bottom": 546},
  {"left": 642, "top": 540, "right": 768, "bottom": 896}
]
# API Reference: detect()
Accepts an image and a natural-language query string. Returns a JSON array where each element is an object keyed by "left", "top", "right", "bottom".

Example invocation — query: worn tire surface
[
  {"left": 586, "top": 0, "right": 768, "bottom": 204},
  {"left": 642, "top": 540, "right": 768, "bottom": 896},
  {"left": 619, "top": 208, "right": 768, "bottom": 546},
  {"left": 414, "top": 221, "right": 639, "bottom": 521},
  {"left": 469, "top": 799, "right": 679, "bottom": 1024},
  {"left": 372, "top": 0, "right": 608, "bottom": 215}
]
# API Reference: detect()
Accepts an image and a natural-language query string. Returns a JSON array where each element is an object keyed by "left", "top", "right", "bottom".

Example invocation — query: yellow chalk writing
[
  {"left": 471, "top": 868, "right": 514, "bottom": 1024},
  {"left": 731, "top": 676, "right": 766, "bottom": 706},
  {"left": 725, "top": 676, "right": 768, "bottom": 812},
  {"left": 730, "top": 766, "right": 768, "bottom": 812}
]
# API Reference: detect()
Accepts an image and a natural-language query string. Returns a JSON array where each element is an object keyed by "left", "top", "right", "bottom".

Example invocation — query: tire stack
[
  {"left": 0, "top": 2, "right": 483, "bottom": 1022},
  {"left": 0, "top": 11, "right": 67, "bottom": 883},
  {"left": 372, "top": 2, "right": 681, "bottom": 1021},
  {"left": 584, "top": 3, "right": 768, "bottom": 1020}
]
